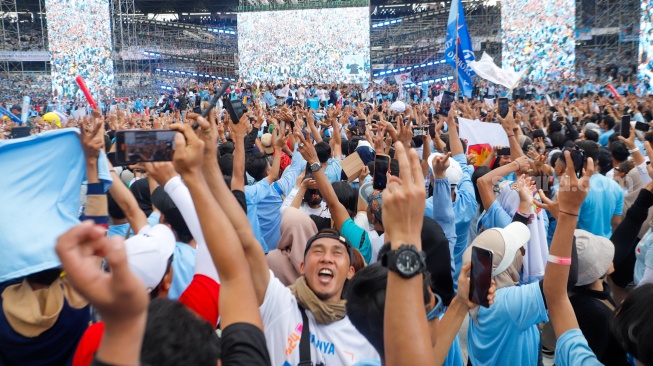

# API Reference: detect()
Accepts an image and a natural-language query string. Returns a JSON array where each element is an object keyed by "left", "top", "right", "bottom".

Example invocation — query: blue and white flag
[{"left": 445, "top": 0, "right": 475, "bottom": 98}]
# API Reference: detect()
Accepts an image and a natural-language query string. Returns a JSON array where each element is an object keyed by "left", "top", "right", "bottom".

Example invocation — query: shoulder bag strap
[{"left": 298, "top": 304, "right": 313, "bottom": 366}]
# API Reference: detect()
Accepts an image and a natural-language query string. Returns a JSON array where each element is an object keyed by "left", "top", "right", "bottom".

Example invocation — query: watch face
[{"left": 397, "top": 250, "right": 421, "bottom": 274}]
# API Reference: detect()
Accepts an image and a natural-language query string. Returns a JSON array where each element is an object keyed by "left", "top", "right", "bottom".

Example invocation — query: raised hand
[
  {"left": 432, "top": 152, "right": 451, "bottom": 179},
  {"left": 170, "top": 123, "right": 205, "bottom": 176},
  {"left": 556, "top": 150, "right": 593, "bottom": 215}
]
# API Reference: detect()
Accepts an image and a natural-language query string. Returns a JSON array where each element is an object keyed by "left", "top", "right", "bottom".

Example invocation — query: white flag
[
  {"left": 458, "top": 117, "right": 509, "bottom": 152},
  {"left": 394, "top": 73, "right": 412, "bottom": 85},
  {"left": 468, "top": 52, "right": 526, "bottom": 89}
]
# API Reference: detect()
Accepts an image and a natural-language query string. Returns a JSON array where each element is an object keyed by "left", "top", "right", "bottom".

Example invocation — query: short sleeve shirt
[
  {"left": 339, "top": 218, "right": 372, "bottom": 263},
  {"left": 554, "top": 329, "right": 602, "bottom": 366}
]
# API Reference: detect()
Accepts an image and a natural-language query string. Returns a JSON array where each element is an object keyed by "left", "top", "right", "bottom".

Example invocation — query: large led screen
[
  {"left": 640, "top": 0, "right": 653, "bottom": 80},
  {"left": 238, "top": 7, "right": 371, "bottom": 84},
  {"left": 501, "top": 0, "right": 575, "bottom": 82},
  {"left": 46, "top": 0, "right": 115, "bottom": 100}
]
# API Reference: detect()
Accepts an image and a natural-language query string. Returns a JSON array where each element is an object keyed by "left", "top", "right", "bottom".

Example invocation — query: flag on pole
[
  {"left": 445, "top": 0, "right": 475, "bottom": 98},
  {"left": 468, "top": 52, "right": 527, "bottom": 90},
  {"left": 394, "top": 73, "right": 412, "bottom": 85}
]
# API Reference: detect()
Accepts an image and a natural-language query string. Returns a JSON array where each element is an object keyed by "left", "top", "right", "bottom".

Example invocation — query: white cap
[
  {"left": 390, "top": 101, "right": 406, "bottom": 113},
  {"left": 574, "top": 229, "right": 615, "bottom": 286},
  {"left": 125, "top": 224, "right": 176, "bottom": 292},
  {"left": 427, "top": 153, "right": 463, "bottom": 186},
  {"left": 468, "top": 222, "right": 531, "bottom": 277}
]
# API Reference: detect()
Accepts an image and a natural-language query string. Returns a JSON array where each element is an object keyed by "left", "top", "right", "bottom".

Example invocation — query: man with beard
[{"left": 281, "top": 170, "right": 331, "bottom": 218}]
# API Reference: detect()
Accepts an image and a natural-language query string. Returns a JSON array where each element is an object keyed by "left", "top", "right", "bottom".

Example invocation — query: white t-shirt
[{"left": 260, "top": 271, "right": 380, "bottom": 366}]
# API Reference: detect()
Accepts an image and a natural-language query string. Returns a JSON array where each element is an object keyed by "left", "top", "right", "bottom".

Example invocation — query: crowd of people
[
  {"left": 238, "top": 8, "right": 371, "bottom": 84},
  {"left": 3, "top": 66, "right": 653, "bottom": 366},
  {"left": 502, "top": 0, "right": 576, "bottom": 82},
  {"left": 45, "top": 0, "right": 115, "bottom": 100}
]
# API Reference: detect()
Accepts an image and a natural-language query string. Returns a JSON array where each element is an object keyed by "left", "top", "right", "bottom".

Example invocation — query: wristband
[
  {"left": 628, "top": 147, "right": 639, "bottom": 154},
  {"left": 507, "top": 134, "right": 515, "bottom": 138},
  {"left": 548, "top": 254, "right": 572, "bottom": 265},
  {"left": 515, "top": 160, "right": 521, "bottom": 171},
  {"left": 559, "top": 210, "right": 579, "bottom": 217}
]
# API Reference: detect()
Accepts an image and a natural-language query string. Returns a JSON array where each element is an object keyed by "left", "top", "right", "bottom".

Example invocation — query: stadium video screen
[
  {"left": 45, "top": 0, "right": 115, "bottom": 100},
  {"left": 238, "top": 7, "right": 371, "bottom": 84},
  {"left": 501, "top": 0, "right": 575, "bottom": 82},
  {"left": 641, "top": 0, "right": 653, "bottom": 80}
]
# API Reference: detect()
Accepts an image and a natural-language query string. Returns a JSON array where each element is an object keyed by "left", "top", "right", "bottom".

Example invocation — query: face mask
[{"left": 257, "top": 131, "right": 263, "bottom": 138}]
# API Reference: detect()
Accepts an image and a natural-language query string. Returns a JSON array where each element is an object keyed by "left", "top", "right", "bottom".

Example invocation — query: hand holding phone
[
  {"left": 469, "top": 247, "right": 493, "bottom": 308},
  {"left": 621, "top": 115, "right": 631, "bottom": 139},
  {"left": 498, "top": 97, "right": 509, "bottom": 119},
  {"left": 115, "top": 130, "right": 177, "bottom": 165},
  {"left": 438, "top": 91, "right": 455, "bottom": 116},
  {"left": 373, "top": 154, "right": 391, "bottom": 190}
]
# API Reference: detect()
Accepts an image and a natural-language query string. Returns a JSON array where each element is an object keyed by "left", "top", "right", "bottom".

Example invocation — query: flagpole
[{"left": 454, "top": 12, "right": 459, "bottom": 100}]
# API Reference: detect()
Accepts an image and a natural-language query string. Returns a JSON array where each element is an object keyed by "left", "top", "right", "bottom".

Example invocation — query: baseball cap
[
  {"left": 469, "top": 222, "right": 531, "bottom": 277},
  {"left": 41, "top": 112, "right": 61, "bottom": 128},
  {"left": 426, "top": 153, "right": 463, "bottom": 186},
  {"left": 574, "top": 229, "right": 615, "bottom": 286},
  {"left": 151, "top": 186, "right": 191, "bottom": 242},
  {"left": 304, "top": 228, "right": 353, "bottom": 262},
  {"left": 125, "top": 224, "right": 176, "bottom": 292},
  {"left": 10, "top": 104, "right": 20, "bottom": 113},
  {"left": 260, "top": 133, "right": 274, "bottom": 154},
  {"left": 390, "top": 101, "right": 406, "bottom": 113},
  {"left": 360, "top": 182, "right": 382, "bottom": 222}
]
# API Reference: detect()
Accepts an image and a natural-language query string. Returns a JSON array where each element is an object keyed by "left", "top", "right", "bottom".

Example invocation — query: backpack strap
[{"left": 298, "top": 304, "right": 312, "bottom": 366}]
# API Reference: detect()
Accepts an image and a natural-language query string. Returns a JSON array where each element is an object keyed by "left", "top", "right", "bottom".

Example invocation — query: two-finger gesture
[{"left": 382, "top": 142, "right": 425, "bottom": 249}]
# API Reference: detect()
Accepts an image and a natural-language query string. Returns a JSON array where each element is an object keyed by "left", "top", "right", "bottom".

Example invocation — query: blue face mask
[{"left": 258, "top": 131, "right": 263, "bottom": 138}]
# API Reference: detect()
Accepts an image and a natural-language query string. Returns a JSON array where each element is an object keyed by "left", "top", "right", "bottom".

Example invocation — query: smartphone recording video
[
  {"left": 621, "top": 115, "right": 631, "bottom": 139},
  {"left": 428, "top": 123, "right": 436, "bottom": 139},
  {"left": 225, "top": 98, "right": 244, "bottom": 125},
  {"left": 373, "top": 154, "right": 391, "bottom": 190},
  {"left": 498, "top": 97, "right": 509, "bottom": 119},
  {"left": 438, "top": 91, "right": 455, "bottom": 116},
  {"left": 496, "top": 147, "right": 511, "bottom": 156},
  {"left": 469, "top": 247, "right": 493, "bottom": 308},
  {"left": 115, "top": 130, "right": 177, "bottom": 165}
]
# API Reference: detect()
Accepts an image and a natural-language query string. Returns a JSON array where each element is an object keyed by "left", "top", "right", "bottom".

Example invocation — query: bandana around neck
[{"left": 289, "top": 276, "right": 346, "bottom": 325}]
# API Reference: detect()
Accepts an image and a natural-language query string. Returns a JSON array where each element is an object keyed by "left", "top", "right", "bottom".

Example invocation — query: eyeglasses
[{"left": 426, "top": 293, "right": 444, "bottom": 321}]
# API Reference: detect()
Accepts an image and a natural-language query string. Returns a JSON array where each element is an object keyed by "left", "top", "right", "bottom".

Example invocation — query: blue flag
[{"left": 445, "top": 0, "right": 475, "bottom": 98}]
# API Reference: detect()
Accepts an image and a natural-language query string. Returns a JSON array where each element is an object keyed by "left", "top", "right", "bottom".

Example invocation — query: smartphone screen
[
  {"left": 635, "top": 121, "right": 649, "bottom": 132},
  {"left": 497, "top": 147, "right": 511, "bottom": 156},
  {"left": 373, "top": 154, "right": 391, "bottom": 190},
  {"left": 437, "top": 91, "right": 455, "bottom": 116},
  {"left": 498, "top": 98, "right": 509, "bottom": 119},
  {"left": 115, "top": 130, "right": 177, "bottom": 165},
  {"left": 469, "top": 247, "right": 493, "bottom": 308},
  {"left": 356, "top": 119, "right": 366, "bottom": 136},
  {"left": 413, "top": 128, "right": 424, "bottom": 136},
  {"left": 621, "top": 115, "right": 631, "bottom": 139}
]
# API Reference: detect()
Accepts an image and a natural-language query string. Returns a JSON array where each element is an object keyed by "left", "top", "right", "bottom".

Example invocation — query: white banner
[
  {"left": 468, "top": 52, "right": 526, "bottom": 89},
  {"left": 458, "top": 117, "right": 509, "bottom": 152},
  {"left": 394, "top": 72, "right": 412, "bottom": 85}
]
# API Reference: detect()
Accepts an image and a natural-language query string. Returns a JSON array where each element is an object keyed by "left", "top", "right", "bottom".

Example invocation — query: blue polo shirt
[
  {"left": 554, "top": 329, "right": 602, "bottom": 366},
  {"left": 578, "top": 174, "right": 623, "bottom": 238}
]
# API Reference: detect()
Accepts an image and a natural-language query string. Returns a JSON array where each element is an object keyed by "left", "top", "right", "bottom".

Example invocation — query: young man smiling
[{"left": 186, "top": 114, "right": 380, "bottom": 365}]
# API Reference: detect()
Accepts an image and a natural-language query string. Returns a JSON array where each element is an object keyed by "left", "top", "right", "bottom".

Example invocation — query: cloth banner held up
[
  {"left": 468, "top": 52, "right": 527, "bottom": 90},
  {"left": 394, "top": 73, "right": 412, "bottom": 85}
]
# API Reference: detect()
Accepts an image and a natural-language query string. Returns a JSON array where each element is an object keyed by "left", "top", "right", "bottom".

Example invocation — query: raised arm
[
  {"left": 477, "top": 156, "right": 529, "bottom": 211},
  {"left": 382, "top": 142, "right": 434, "bottom": 366},
  {"left": 188, "top": 113, "right": 270, "bottom": 305},
  {"left": 543, "top": 151, "right": 593, "bottom": 337},
  {"left": 171, "top": 122, "right": 263, "bottom": 331}
]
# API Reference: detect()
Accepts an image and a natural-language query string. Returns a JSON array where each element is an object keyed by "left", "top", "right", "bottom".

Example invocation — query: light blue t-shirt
[
  {"left": 634, "top": 228, "right": 653, "bottom": 285},
  {"left": 169, "top": 242, "right": 197, "bottom": 300},
  {"left": 598, "top": 129, "right": 614, "bottom": 147},
  {"left": 467, "top": 282, "right": 548, "bottom": 366},
  {"left": 578, "top": 174, "right": 624, "bottom": 238},
  {"left": 245, "top": 179, "right": 271, "bottom": 252},
  {"left": 325, "top": 158, "right": 342, "bottom": 183},
  {"left": 554, "top": 329, "right": 602, "bottom": 366},
  {"left": 108, "top": 223, "right": 130, "bottom": 238}
]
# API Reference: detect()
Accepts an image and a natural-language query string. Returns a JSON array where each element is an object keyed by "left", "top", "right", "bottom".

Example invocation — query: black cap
[
  {"left": 151, "top": 186, "right": 191, "bottom": 241},
  {"left": 304, "top": 228, "right": 354, "bottom": 262},
  {"left": 10, "top": 104, "right": 20, "bottom": 112}
]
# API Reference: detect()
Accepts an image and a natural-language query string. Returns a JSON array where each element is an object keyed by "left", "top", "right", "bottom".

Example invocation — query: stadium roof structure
[{"left": 13, "top": 0, "right": 441, "bottom": 14}]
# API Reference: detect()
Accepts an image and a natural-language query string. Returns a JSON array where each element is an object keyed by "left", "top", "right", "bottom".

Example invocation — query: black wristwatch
[
  {"left": 381, "top": 244, "right": 427, "bottom": 279},
  {"left": 310, "top": 161, "right": 321, "bottom": 172}
]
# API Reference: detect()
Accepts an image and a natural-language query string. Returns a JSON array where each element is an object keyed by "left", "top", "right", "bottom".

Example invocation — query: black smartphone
[
  {"left": 438, "top": 91, "right": 455, "bottom": 116},
  {"left": 621, "top": 115, "right": 631, "bottom": 139},
  {"left": 428, "top": 123, "right": 436, "bottom": 139},
  {"left": 115, "top": 130, "right": 177, "bottom": 165},
  {"left": 498, "top": 97, "right": 509, "bottom": 119},
  {"left": 225, "top": 98, "right": 244, "bottom": 125},
  {"left": 497, "top": 147, "right": 511, "bottom": 156},
  {"left": 356, "top": 119, "right": 366, "bottom": 136},
  {"left": 373, "top": 154, "right": 391, "bottom": 190},
  {"left": 635, "top": 121, "right": 649, "bottom": 132},
  {"left": 469, "top": 247, "right": 493, "bottom": 308},
  {"left": 10, "top": 126, "right": 30, "bottom": 139}
]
